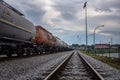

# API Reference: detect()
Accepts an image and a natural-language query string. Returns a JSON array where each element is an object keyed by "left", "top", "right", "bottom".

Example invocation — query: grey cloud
[
  {"left": 101, "top": 31, "right": 120, "bottom": 35},
  {"left": 18, "top": 1, "right": 46, "bottom": 25},
  {"left": 93, "top": 0, "right": 120, "bottom": 12},
  {"left": 88, "top": 15, "right": 120, "bottom": 24},
  {"left": 94, "top": 8, "right": 112, "bottom": 12},
  {"left": 51, "top": 18, "right": 61, "bottom": 23},
  {"left": 53, "top": 0, "right": 79, "bottom": 21},
  {"left": 24, "top": 6, "right": 46, "bottom": 24}
]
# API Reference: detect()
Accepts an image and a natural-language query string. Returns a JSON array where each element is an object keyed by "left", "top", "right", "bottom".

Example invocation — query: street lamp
[{"left": 94, "top": 25, "right": 104, "bottom": 54}]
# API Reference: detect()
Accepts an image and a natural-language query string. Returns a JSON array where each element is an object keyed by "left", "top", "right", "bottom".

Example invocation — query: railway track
[
  {"left": 0, "top": 52, "right": 57, "bottom": 62},
  {"left": 44, "top": 51, "right": 104, "bottom": 80},
  {"left": 0, "top": 54, "right": 40, "bottom": 62},
  {"left": 79, "top": 51, "right": 116, "bottom": 79},
  {"left": 0, "top": 51, "right": 72, "bottom": 63}
]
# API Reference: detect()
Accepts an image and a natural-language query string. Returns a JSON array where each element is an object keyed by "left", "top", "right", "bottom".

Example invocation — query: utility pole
[
  {"left": 111, "top": 37, "right": 113, "bottom": 45},
  {"left": 109, "top": 42, "right": 111, "bottom": 58},
  {"left": 83, "top": 2, "right": 88, "bottom": 51}
]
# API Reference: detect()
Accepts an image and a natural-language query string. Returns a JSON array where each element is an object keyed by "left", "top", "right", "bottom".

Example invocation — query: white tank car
[
  {"left": 0, "top": 0, "right": 35, "bottom": 41},
  {"left": 55, "top": 37, "right": 64, "bottom": 47}
]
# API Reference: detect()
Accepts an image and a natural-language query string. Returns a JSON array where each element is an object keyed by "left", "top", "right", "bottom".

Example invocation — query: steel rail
[
  {"left": 77, "top": 52, "right": 104, "bottom": 80},
  {"left": 44, "top": 52, "right": 74, "bottom": 80}
]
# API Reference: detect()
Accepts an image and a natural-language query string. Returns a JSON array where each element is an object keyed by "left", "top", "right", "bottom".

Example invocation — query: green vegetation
[
  {"left": 81, "top": 50, "right": 120, "bottom": 70},
  {"left": 88, "top": 49, "right": 118, "bottom": 54},
  {"left": 97, "top": 49, "right": 117, "bottom": 53}
]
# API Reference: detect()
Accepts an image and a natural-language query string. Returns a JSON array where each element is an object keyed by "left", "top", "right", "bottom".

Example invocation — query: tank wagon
[
  {"left": 55, "top": 37, "right": 70, "bottom": 52},
  {"left": 55, "top": 37, "right": 65, "bottom": 51},
  {"left": 34, "top": 26, "right": 56, "bottom": 53},
  {"left": 0, "top": 0, "right": 70, "bottom": 57},
  {"left": 0, "top": 0, "right": 35, "bottom": 57}
]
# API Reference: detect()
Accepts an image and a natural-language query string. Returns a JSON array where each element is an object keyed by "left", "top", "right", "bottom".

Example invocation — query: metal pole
[
  {"left": 117, "top": 33, "right": 120, "bottom": 61},
  {"left": 93, "top": 25, "right": 104, "bottom": 54},
  {"left": 118, "top": 44, "right": 120, "bottom": 61},
  {"left": 94, "top": 29, "right": 95, "bottom": 54},
  {"left": 80, "top": 37, "right": 81, "bottom": 45},
  {"left": 111, "top": 37, "right": 113, "bottom": 45},
  {"left": 109, "top": 42, "right": 111, "bottom": 58},
  {"left": 85, "top": 3, "right": 88, "bottom": 51}
]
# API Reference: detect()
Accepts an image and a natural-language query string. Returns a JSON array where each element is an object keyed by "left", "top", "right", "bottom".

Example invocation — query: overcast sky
[{"left": 4, "top": 0, "right": 120, "bottom": 45}]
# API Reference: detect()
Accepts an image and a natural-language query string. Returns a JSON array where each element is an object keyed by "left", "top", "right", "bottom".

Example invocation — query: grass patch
[{"left": 81, "top": 50, "right": 120, "bottom": 70}]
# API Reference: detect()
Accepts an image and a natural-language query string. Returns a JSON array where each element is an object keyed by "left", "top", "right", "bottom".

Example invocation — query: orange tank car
[{"left": 34, "top": 25, "right": 56, "bottom": 47}]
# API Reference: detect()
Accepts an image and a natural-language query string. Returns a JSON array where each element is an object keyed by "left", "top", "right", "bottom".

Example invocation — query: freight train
[{"left": 0, "top": 0, "right": 70, "bottom": 57}]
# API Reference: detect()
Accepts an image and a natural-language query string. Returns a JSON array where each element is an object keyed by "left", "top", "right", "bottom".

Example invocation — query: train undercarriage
[
  {"left": 0, "top": 36, "right": 69, "bottom": 57},
  {"left": 0, "top": 36, "right": 35, "bottom": 57}
]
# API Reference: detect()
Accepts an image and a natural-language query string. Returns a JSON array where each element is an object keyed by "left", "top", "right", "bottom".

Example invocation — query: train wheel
[
  {"left": 17, "top": 49, "right": 23, "bottom": 57},
  {"left": 26, "top": 48, "right": 33, "bottom": 56},
  {"left": 6, "top": 50, "right": 12, "bottom": 57}
]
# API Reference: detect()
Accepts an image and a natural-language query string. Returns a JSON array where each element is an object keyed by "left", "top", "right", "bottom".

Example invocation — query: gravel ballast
[
  {"left": 0, "top": 51, "right": 73, "bottom": 80},
  {"left": 57, "top": 51, "right": 92, "bottom": 80},
  {"left": 78, "top": 51, "right": 120, "bottom": 80}
]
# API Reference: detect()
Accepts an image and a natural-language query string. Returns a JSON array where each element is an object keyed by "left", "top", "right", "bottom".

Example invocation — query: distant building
[{"left": 95, "top": 44, "right": 110, "bottom": 49}]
